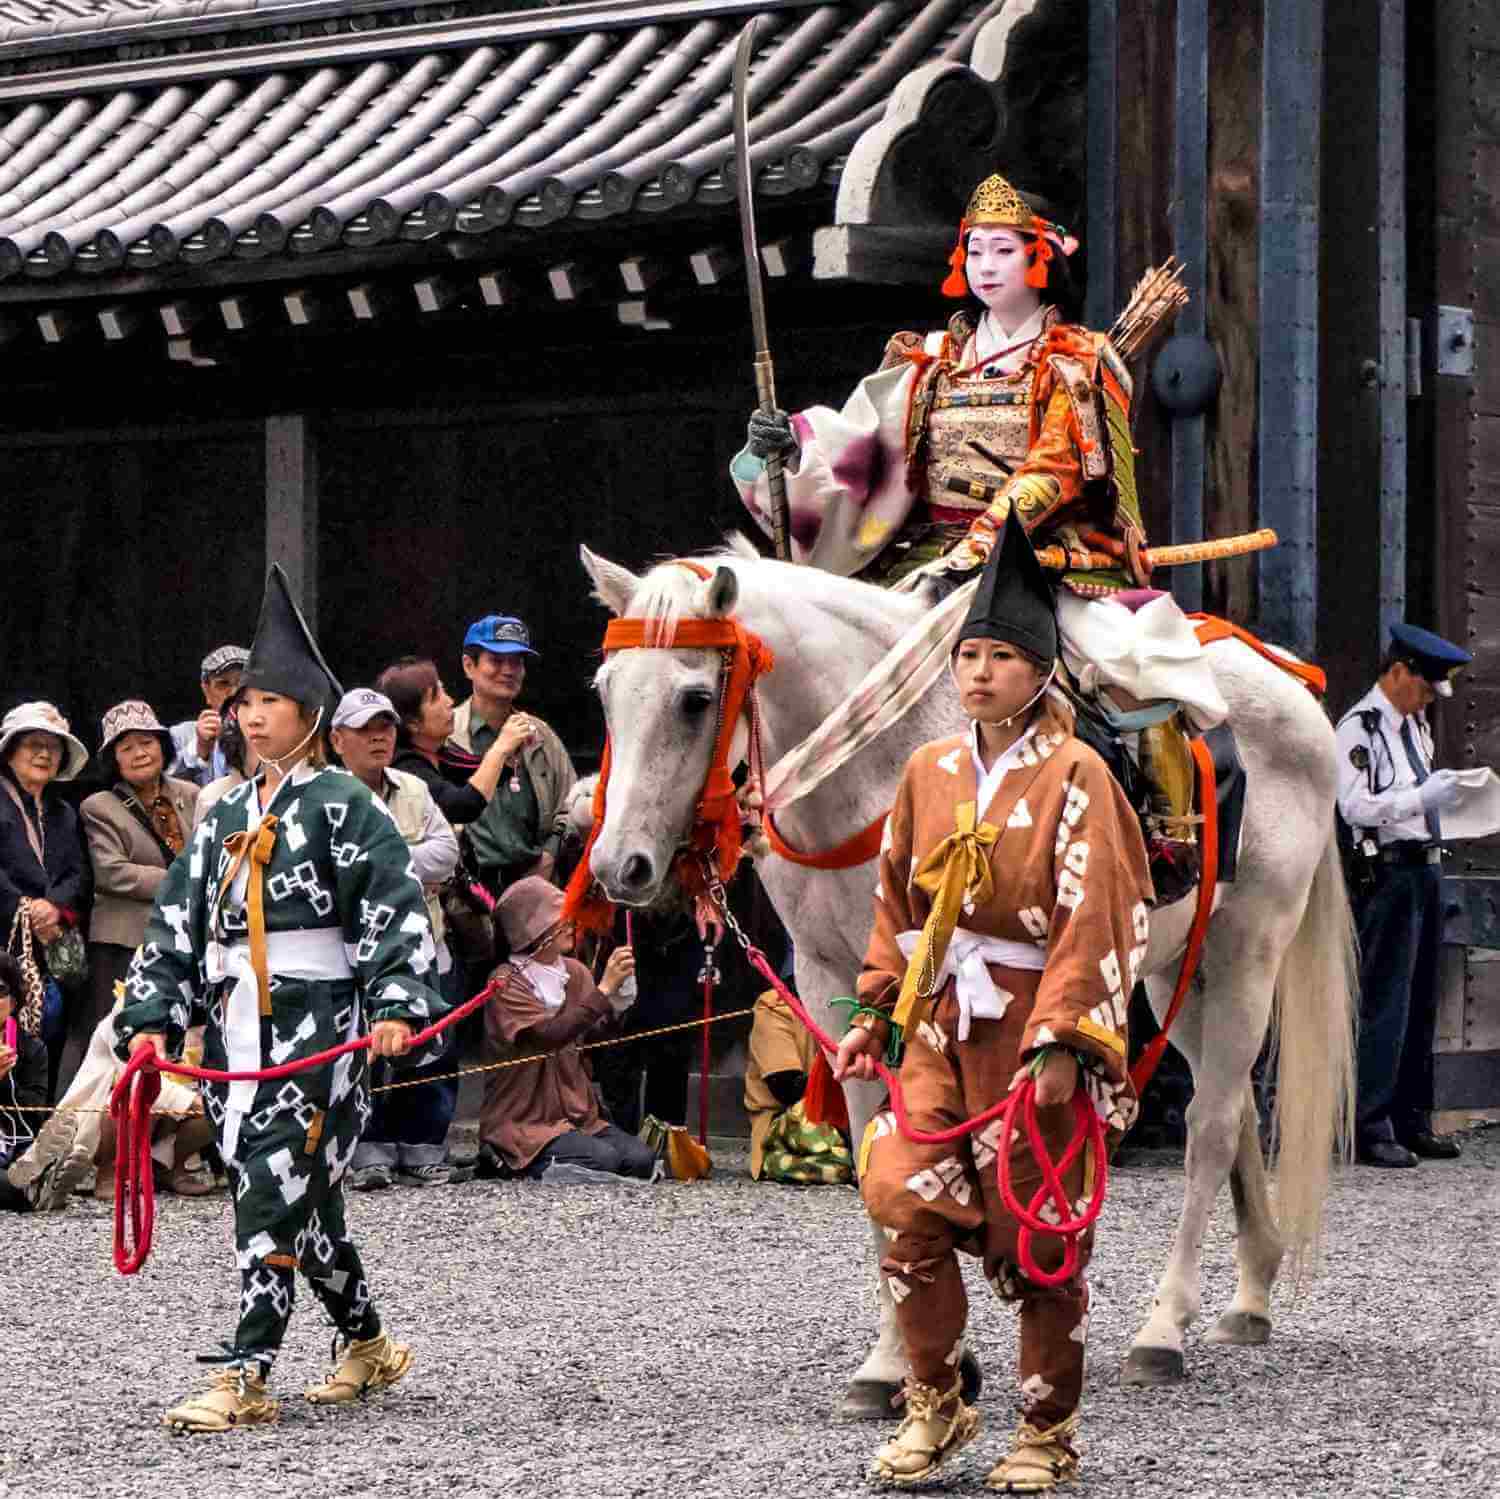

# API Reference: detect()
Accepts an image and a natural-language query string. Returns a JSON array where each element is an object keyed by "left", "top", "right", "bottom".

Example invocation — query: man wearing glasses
[{"left": 451, "top": 614, "right": 576, "bottom": 897}]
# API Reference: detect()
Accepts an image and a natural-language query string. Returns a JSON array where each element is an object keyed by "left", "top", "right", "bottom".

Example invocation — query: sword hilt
[{"left": 754, "top": 352, "right": 792, "bottom": 562}]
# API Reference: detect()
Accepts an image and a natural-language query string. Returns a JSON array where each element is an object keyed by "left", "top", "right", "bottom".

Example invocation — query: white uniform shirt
[{"left": 1335, "top": 684, "right": 1437, "bottom": 844}]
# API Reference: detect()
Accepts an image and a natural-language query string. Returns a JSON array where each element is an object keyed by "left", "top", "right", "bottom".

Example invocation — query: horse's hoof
[
  {"left": 838, "top": 1379, "right": 901, "bottom": 1421},
  {"left": 1205, "top": 1311, "right": 1272, "bottom": 1346},
  {"left": 959, "top": 1349, "right": 983, "bottom": 1404},
  {"left": 1120, "top": 1346, "right": 1186, "bottom": 1387}
]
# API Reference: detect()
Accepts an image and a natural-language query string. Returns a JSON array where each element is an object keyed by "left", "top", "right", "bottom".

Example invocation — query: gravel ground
[{"left": 4, "top": 1127, "right": 1496, "bottom": 1499}]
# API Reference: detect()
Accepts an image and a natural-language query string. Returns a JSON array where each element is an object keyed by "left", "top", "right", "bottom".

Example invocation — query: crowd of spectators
[{"left": 1, "top": 608, "right": 798, "bottom": 1213}]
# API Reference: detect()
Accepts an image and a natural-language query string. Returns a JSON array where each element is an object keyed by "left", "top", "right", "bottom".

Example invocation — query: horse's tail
[{"left": 1267, "top": 824, "right": 1358, "bottom": 1282}]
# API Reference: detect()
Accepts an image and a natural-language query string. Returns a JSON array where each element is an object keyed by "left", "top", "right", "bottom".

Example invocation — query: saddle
[{"left": 1062, "top": 679, "right": 1245, "bottom": 906}]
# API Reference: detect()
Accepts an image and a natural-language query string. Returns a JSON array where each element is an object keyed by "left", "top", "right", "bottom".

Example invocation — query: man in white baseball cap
[{"left": 330, "top": 689, "right": 461, "bottom": 1189}]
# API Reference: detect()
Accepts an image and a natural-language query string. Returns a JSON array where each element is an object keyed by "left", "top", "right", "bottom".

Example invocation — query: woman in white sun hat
[{"left": 0, "top": 701, "right": 91, "bottom": 1094}]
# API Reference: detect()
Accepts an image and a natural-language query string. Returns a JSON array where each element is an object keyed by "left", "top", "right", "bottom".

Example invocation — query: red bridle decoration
[{"left": 563, "top": 607, "right": 776, "bottom": 933}]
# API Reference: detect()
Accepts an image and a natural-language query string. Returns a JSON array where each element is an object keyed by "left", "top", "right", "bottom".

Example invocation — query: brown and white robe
[{"left": 857, "top": 715, "right": 1152, "bottom": 1426}]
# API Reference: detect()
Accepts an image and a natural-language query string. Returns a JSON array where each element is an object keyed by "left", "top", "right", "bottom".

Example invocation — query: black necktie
[{"left": 1399, "top": 718, "right": 1440, "bottom": 843}]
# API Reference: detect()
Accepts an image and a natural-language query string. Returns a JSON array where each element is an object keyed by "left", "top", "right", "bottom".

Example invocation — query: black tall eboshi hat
[
  {"left": 241, "top": 564, "right": 343, "bottom": 714},
  {"left": 956, "top": 507, "right": 1058, "bottom": 663}
]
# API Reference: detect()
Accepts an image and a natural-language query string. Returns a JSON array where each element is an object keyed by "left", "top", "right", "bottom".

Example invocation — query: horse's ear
[
  {"left": 703, "top": 565, "right": 739, "bottom": 619},
  {"left": 580, "top": 546, "right": 640, "bottom": 617}
]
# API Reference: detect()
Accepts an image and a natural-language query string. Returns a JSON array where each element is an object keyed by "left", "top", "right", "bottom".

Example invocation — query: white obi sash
[
  {"left": 897, "top": 927, "right": 1047, "bottom": 1043},
  {"left": 206, "top": 927, "right": 353, "bottom": 1160}
]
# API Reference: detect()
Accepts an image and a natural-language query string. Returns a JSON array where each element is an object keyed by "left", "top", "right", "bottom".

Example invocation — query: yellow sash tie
[
  {"left": 891, "top": 801, "right": 1000, "bottom": 1034},
  {"left": 218, "top": 817, "right": 280, "bottom": 1018}
]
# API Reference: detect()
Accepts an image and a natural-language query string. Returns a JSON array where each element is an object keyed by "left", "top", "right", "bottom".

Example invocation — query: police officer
[{"left": 1336, "top": 623, "right": 1473, "bottom": 1167}]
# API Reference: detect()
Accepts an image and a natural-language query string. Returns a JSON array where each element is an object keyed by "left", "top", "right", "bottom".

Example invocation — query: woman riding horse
[
  {"left": 732, "top": 172, "right": 1225, "bottom": 888},
  {"left": 833, "top": 511, "right": 1151, "bottom": 1492}
]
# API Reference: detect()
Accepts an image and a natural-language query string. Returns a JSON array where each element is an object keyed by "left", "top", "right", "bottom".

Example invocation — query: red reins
[
  {"left": 108, "top": 977, "right": 502, "bottom": 1275},
  {"left": 737, "top": 941, "right": 1105, "bottom": 1287}
]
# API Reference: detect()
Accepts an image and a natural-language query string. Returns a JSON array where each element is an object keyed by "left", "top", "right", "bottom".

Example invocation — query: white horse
[{"left": 579, "top": 542, "right": 1356, "bottom": 1414}]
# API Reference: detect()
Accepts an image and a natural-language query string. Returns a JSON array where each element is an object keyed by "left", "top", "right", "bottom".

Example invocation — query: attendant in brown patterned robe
[{"left": 835, "top": 512, "right": 1151, "bottom": 1492}]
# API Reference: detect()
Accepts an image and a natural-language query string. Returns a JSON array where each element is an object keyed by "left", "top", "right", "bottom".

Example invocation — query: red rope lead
[
  {"left": 108, "top": 977, "right": 503, "bottom": 1276},
  {"left": 738, "top": 945, "right": 1105, "bottom": 1287}
]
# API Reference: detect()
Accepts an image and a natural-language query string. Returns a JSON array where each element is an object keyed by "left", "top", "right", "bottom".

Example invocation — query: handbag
[
  {"left": 638, "top": 1114, "right": 713, "bottom": 1181},
  {"left": 42, "top": 924, "right": 88, "bottom": 986},
  {"left": 439, "top": 829, "right": 495, "bottom": 965},
  {"left": 6, "top": 902, "right": 48, "bottom": 1037}
]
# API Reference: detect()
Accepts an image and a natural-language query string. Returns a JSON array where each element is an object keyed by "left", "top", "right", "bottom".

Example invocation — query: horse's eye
[{"left": 681, "top": 689, "right": 716, "bottom": 718}]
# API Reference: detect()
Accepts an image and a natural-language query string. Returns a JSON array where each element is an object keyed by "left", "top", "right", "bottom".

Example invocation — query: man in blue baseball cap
[
  {"left": 451, "top": 614, "right": 576, "bottom": 897},
  {"left": 1335, "top": 621, "right": 1473, "bottom": 1167}
]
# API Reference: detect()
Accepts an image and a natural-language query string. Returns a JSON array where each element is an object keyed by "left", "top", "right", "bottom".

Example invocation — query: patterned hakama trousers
[{"left": 860, "top": 990, "right": 1094, "bottom": 1429}]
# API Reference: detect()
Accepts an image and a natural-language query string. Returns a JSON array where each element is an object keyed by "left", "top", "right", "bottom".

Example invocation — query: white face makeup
[{"left": 965, "top": 227, "right": 1043, "bottom": 332}]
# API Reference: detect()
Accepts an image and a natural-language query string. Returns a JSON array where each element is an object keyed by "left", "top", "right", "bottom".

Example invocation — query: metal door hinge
[
  {"left": 1406, "top": 316, "right": 1422, "bottom": 398},
  {"left": 1436, "top": 305, "right": 1475, "bottom": 378}
]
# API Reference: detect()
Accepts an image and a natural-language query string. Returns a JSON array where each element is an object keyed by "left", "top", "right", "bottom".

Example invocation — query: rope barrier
[
  {"left": 104, "top": 978, "right": 758, "bottom": 1275},
  {"left": 5, "top": 1007, "right": 759, "bottom": 1117}
]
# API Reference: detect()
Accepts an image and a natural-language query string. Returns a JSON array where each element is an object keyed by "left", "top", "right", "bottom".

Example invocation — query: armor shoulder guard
[
  {"left": 1042, "top": 345, "right": 1110, "bottom": 483},
  {"left": 879, "top": 330, "right": 926, "bottom": 370}
]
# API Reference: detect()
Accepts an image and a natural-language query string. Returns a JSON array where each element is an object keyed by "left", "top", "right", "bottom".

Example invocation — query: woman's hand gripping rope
[
  {"left": 738, "top": 937, "right": 1107, "bottom": 1289},
  {"left": 108, "top": 978, "right": 504, "bottom": 1276}
]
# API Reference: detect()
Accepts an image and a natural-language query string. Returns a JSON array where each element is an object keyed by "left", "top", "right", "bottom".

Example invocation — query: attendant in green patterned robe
[{"left": 116, "top": 566, "right": 447, "bottom": 1433}]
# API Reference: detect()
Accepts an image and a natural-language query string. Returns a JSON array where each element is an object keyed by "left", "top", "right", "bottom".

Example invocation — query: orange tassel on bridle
[{"left": 940, "top": 216, "right": 969, "bottom": 299}]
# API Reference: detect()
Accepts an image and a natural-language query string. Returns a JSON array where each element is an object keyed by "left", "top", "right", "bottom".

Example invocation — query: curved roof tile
[{"left": 0, "top": 0, "right": 1007, "bottom": 286}]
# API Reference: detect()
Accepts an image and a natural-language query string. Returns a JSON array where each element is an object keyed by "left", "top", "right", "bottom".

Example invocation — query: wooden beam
[
  {"left": 98, "top": 303, "right": 143, "bottom": 341},
  {"left": 265, "top": 413, "right": 319, "bottom": 629},
  {"left": 414, "top": 273, "right": 456, "bottom": 314},
  {"left": 617, "top": 300, "right": 673, "bottom": 332},
  {"left": 1169, "top": 0, "right": 1209, "bottom": 612},
  {"left": 159, "top": 299, "right": 200, "bottom": 338},
  {"left": 619, "top": 255, "right": 668, "bottom": 294},
  {"left": 37, "top": 309, "right": 75, "bottom": 345},
  {"left": 347, "top": 282, "right": 388, "bottom": 321},
  {"left": 689, "top": 245, "right": 737, "bottom": 286},
  {"left": 218, "top": 294, "right": 253, "bottom": 332},
  {"left": 1257, "top": 0, "right": 1324, "bottom": 656},
  {"left": 166, "top": 337, "right": 218, "bottom": 368},
  {"left": 760, "top": 238, "right": 808, "bottom": 279},
  {"left": 283, "top": 288, "right": 320, "bottom": 326},
  {"left": 547, "top": 261, "right": 593, "bottom": 301},
  {"left": 477, "top": 270, "right": 516, "bottom": 307}
]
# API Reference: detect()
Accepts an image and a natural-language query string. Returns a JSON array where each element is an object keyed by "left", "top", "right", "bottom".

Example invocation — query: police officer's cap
[{"left": 1389, "top": 621, "right": 1472, "bottom": 697}]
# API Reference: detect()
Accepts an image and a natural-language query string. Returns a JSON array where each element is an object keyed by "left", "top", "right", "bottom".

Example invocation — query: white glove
[{"left": 1419, "top": 769, "right": 1462, "bottom": 813}]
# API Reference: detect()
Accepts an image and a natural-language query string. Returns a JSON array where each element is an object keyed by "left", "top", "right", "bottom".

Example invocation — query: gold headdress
[{"left": 941, "top": 172, "right": 1079, "bottom": 299}]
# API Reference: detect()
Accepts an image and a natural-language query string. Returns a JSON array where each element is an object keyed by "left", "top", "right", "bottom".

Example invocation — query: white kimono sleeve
[{"left": 730, "top": 353, "right": 925, "bottom": 577}]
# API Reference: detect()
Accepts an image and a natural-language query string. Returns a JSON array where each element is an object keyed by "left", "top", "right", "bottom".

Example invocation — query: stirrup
[
  {"left": 985, "top": 1412, "right": 1080, "bottom": 1493},
  {"left": 870, "top": 1374, "right": 980, "bottom": 1486},
  {"left": 304, "top": 1328, "right": 413, "bottom": 1405}
]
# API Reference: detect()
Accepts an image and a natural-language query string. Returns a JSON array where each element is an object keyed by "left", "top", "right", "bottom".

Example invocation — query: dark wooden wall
[
  {"left": 0, "top": 279, "right": 924, "bottom": 773},
  {"left": 0, "top": 427, "right": 265, "bottom": 748},
  {"left": 1203, "top": 0, "right": 1263, "bottom": 623},
  {"left": 1427, "top": 2, "right": 1500, "bottom": 875}
]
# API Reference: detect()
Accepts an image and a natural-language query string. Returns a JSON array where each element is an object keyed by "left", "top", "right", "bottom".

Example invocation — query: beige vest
[{"left": 382, "top": 767, "right": 446, "bottom": 947}]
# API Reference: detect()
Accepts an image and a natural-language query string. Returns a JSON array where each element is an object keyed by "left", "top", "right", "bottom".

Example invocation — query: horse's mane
[{"left": 629, "top": 533, "right": 761, "bottom": 645}]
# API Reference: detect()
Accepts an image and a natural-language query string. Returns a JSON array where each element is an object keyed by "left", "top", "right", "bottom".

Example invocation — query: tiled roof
[
  {"left": 0, "top": 0, "right": 1005, "bottom": 284},
  {"left": 0, "top": 0, "right": 300, "bottom": 51}
]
